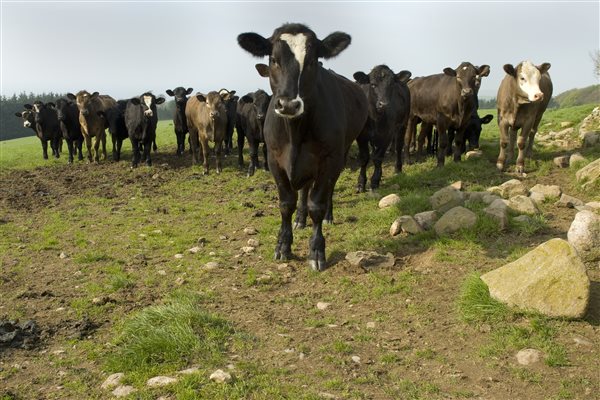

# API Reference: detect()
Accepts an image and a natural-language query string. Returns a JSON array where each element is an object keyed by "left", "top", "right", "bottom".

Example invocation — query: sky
[{"left": 1, "top": 1, "right": 599, "bottom": 100}]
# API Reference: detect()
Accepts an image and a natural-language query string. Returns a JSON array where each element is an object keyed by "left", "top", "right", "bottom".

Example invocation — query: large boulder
[
  {"left": 390, "top": 215, "right": 424, "bottom": 236},
  {"left": 434, "top": 206, "right": 477, "bottom": 235},
  {"left": 497, "top": 179, "right": 528, "bottom": 199},
  {"left": 429, "top": 186, "right": 465, "bottom": 213},
  {"left": 507, "top": 195, "right": 540, "bottom": 215},
  {"left": 576, "top": 158, "right": 600, "bottom": 190},
  {"left": 568, "top": 210, "right": 600, "bottom": 262},
  {"left": 414, "top": 210, "right": 439, "bottom": 231},
  {"left": 481, "top": 239, "right": 590, "bottom": 319}
]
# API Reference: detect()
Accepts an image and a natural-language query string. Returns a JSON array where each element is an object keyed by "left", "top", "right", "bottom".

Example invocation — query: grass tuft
[{"left": 457, "top": 273, "right": 511, "bottom": 323}]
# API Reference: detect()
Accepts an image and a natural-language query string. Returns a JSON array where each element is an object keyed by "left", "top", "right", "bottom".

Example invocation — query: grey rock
[
  {"left": 413, "top": 210, "right": 439, "bottom": 231},
  {"left": 112, "top": 386, "right": 137, "bottom": 397},
  {"left": 484, "top": 199, "right": 509, "bottom": 230},
  {"left": 205, "top": 261, "right": 219, "bottom": 270},
  {"left": 101, "top": 373, "right": 124, "bottom": 390},
  {"left": 553, "top": 155, "right": 570, "bottom": 168},
  {"left": 430, "top": 186, "right": 465, "bottom": 213},
  {"left": 569, "top": 152, "right": 586, "bottom": 166},
  {"left": 568, "top": 210, "right": 600, "bottom": 262},
  {"left": 582, "top": 131, "right": 600, "bottom": 147},
  {"left": 59, "top": 252, "right": 68, "bottom": 259},
  {"left": 556, "top": 193, "right": 585, "bottom": 208},
  {"left": 529, "top": 191, "right": 546, "bottom": 204},
  {"left": 497, "top": 179, "right": 528, "bottom": 199},
  {"left": 516, "top": 349, "right": 543, "bottom": 366},
  {"left": 434, "top": 206, "right": 477, "bottom": 235},
  {"left": 576, "top": 158, "right": 600, "bottom": 189},
  {"left": 243, "top": 227, "right": 257, "bottom": 235},
  {"left": 147, "top": 376, "right": 178, "bottom": 387},
  {"left": 481, "top": 238, "right": 590, "bottom": 318},
  {"left": 390, "top": 215, "right": 423, "bottom": 236},
  {"left": 482, "top": 193, "right": 502, "bottom": 205},
  {"left": 345, "top": 251, "right": 395, "bottom": 269},
  {"left": 465, "top": 191, "right": 486, "bottom": 202},
  {"left": 529, "top": 184, "right": 561, "bottom": 199},
  {"left": 241, "top": 246, "right": 255, "bottom": 253},
  {"left": 247, "top": 238, "right": 259, "bottom": 247},
  {"left": 316, "top": 302, "right": 331, "bottom": 310},
  {"left": 508, "top": 195, "right": 540, "bottom": 215},
  {"left": 378, "top": 194, "right": 401, "bottom": 209}
]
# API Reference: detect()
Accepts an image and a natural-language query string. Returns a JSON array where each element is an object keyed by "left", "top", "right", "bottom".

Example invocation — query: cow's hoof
[
  {"left": 516, "top": 165, "right": 525, "bottom": 174},
  {"left": 495, "top": 162, "right": 504, "bottom": 171},
  {"left": 274, "top": 250, "right": 291, "bottom": 261},
  {"left": 356, "top": 186, "right": 366, "bottom": 194},
  {"left": 308, "top": 257, "right": 326, "bottom": 272},
  {"left": 323, "top": 219, "right": 333, "bottom": 225}
]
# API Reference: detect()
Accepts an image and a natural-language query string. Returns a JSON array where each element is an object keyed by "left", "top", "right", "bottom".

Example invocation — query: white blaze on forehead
[
  {"left": 143, "top": 95, "right": 153, "bottom": 116},
  {"left": 519, "top": 61, "right": 543, "bottom": 102},
  {"left": 280, "top": 33, "right": 307, "bottom": 73},
  {"left": 33, "top": 104, "right": 41, "bottom": 112}
]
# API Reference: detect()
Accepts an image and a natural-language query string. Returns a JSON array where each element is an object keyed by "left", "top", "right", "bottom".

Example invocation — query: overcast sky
[{"left": 1, "top": 1, "right": 598, "bottom": 100}]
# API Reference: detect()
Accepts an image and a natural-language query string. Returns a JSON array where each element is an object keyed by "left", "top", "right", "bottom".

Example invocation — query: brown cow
[
  {"left": 185, "top": 91, "right": 231, "bottom": 174},
  {"left": 496, "top": 61, "right": 552, "bottom": 173},
  {"left": 67, "top": 91, "right": 117, "bottom": 162}
]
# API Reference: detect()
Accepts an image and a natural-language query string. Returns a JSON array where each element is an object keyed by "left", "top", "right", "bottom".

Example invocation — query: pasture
[{"left": 1, "top": 105, "right": 599, "bottom": 399}]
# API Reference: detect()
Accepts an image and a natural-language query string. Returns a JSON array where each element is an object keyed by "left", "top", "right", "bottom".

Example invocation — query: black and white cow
[
  {"left": 238, "top": 23, "right": 368, "bottom": 271},
  {"left": 15, "top": 102, "right": 62, "bottom": 159},
  {"left": 124, "top": 93, "right": 165, "bottom": 167},
  {"left": 236, "top": 89, "right": 271, "bottom": 176},
  {"left": 165, "top": 87, "right": 193, "bottom": 156}
]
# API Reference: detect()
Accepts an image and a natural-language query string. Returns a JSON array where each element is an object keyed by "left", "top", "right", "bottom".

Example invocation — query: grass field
[{"left": 1, "top": 105, "right": 599, "bottom": 399}]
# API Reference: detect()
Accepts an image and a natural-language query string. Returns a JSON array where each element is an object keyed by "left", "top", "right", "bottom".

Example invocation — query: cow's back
[{"left": 409, "top": 74, "right": 460, "bottom": 123}]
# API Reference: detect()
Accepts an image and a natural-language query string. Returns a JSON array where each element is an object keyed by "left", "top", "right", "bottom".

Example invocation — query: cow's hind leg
[
  {"left": 356, "top": 132, "right": 370, "bottom": 193},
  {"left": 247, "top": 138, "right": 258, "bottom": 177},
  {"left": 67, "top": 139, "right": 75, "bottom": 164},
  {"left": 272, "top": 168, "right": 297, "bottom": 261},
  {"left": 370, "top": 139, "right": 390, "bottom": 190},
  {"left": 307, "top": 182, "right": 330, "bottom": 271},
  {"left": 41, "top": 139, "right": 49, "bottom": 160},
  {"left": 262, "top": 142, "right": 269, "bottom": 171},
  {"left": 294, "top": 185, "right": 309, "bottom": 229},
  {"left": 200, "top": 136, "right": 210, "bottom": 175}
]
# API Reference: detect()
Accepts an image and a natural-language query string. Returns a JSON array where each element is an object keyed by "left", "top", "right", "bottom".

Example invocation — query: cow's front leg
[
  {"left": 274, "top": 180, "right": 297, "bottom": 261},
  {"left": 356, "top": 133, "right": 370, "bottom": 193},
  {"left": 200, "top": 136, "right": 210, "bottom": 174},
  {"left": 247, "top": 138, "right": 258, "bottom": 177},
  {"left": 41, "top": 139, "right": 49, "bottom": 160},
  {"left": 370, "top": 140, "right": 389, "bottom": 190},
  {"left": 215, "top": 140, "right": 223, "bottom": 174}
]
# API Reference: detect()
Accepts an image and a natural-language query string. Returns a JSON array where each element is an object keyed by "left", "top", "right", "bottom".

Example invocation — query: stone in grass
[
  {"left": 513, "top": 215, "right": 532, "bottom": 224},
  {"left": 556, "top": 193, "right": 585, "bottom": 208},
  {"left": 481, "top": 238, "right": 590, "bottom": 318},
  {"left": 101, "top": 373, "right": 124, "bottom": 389},
  {"left": 209, "top": 369, "right": 232, "bottom": 383},
  {"left": 345, "top": 251, "right": 395, "bottom": 270},
  {"left": 569, "top": 152, "right": 585, "bottom": 166},
  {"left": 429, "top": 186, "right": 465, "bottom": 213},
  {"left": 516, "top": 349, "right": 543, "bottom": 366},
  {"left": 413, "top": 210, "right": 438, "bottom": 231},
  {"left": 390, "top": 215, "right": 423, "bottom": 236},
  {"left": 378, "top": 194, "right": 401, "bottom": 209},
  {"left": 568, "top": 210, "right": 600, "bottom": 262},
  {"left": 146, "top": 376, "right": 178, "bottom": 387},
  {"left": 483, "top": 199, "right": 508, "bottom": 230},
  {"left": 507, "top": 195, "right": 540, "bottom": 215},
  {"left": 529, "top": 184, "right": 561, "bottom": 199},
  {"left": 529, "top": 191, "right": 546, "bottom": 205},
  {"left": 576, "top": 158, "right": 600, "bottom": 189},
  {"left": 553, "top": 155, "right": 570, "bottom": 168},
  {"left": 112, "top": 386, "right": 137, "bottom": 398},
  {"left": 433, "top": 206, "right": 477, "bottom": 236},
  {"left": 243, "top": 227, "right": 258, "bottom": 235},
  {"left": 497, "top": 179, "right": 528, "bottom": 199}
]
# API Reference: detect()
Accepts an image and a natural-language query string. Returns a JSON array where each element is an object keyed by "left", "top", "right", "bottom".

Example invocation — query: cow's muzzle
[
  {"left": 274, "top": 97, "right": 304, "bottom": 118},
  {"left": 81, "top": 109, "right": 90, "bottom": 116},
  {"left": 376, "top": 101, "right": 387, "bottom": 113},
  {"left": 209, "top": 111, "right": 220, "bottom": 119},
  {"left": 461, "top": 88, "right": 473, "bottom": 98}
]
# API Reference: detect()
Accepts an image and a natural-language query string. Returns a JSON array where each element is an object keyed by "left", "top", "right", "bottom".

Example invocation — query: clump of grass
[
  {"left": 457, "top": 273, "right": 511, "bottom": 323},
  {"left": 106, "top": 291, "right": 233, "bottom": 373},
  {"left": 510, "top": 214, "right": 548, "bottom": 237},
  {"left": 396, "top": 192, "right": 431, "bottom": 216}
]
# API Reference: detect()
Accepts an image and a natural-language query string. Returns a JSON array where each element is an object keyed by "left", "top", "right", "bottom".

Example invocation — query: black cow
[
  {"left": 55, "top": 98, "right": 84, "bottom": 163},
  {"left": 15, "top": 102, "right": 62, "bottom": 159},
  {"left": 98, "top": 100, "right": 129, "bottom": 161},
  {"left": 219, "top": 89, "right": 238, "bottom": 156},
  {"left": 353, "top": 65, "right": 411, "bottom": 191},
  {"left": 407, "top": 62, "right": 490, "bottom": 167},
  {"left": 165, "top": 87, "right": 193, "bottom": 156},
  {"left": 236, "top": 89, "right": 271, "bottom": 176},
  {"left": 124, "top": 93, "right": 165, "bottom": 167},
  {"left": 238, "top": 23, "right": 369, "bottom": 271}
]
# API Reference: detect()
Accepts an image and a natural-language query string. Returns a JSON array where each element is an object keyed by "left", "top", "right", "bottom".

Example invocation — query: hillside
[{"left": 553, "top": 84, "right": 600, "bottom": 108}]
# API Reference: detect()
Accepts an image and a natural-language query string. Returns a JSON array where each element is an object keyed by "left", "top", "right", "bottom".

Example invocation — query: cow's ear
[
  {"left": 318, "top": 32, "right": 351, "bottom": 59},
  {"left": 186, "top": 87, "right": 193, "bottom": 95},
  {"left": 443, "top": 67, "right": 456, "bottom": 77},
  {"left": 240, "top": 95, "right": 253, "bottom": 104},
  {"left": 15, "top": 112, "right": 23, "bottom": 117},
  {"left": 353, "top": 72, "right": 369, "bottom": 84},
  {"left": 481, "top": 114, "right": 494, "bottom": 124},
  {"left": 24, "top": 104, "right": 33, "bottom": 110},
  {"left": 195, "top": 93, "right": 206, "bottom": 103},
  {"left": 255, "top": 63, "right": 270, "bottom": 77},
  {"left": 220, "top": 91, "right": 231, "bottom": 102},
  {"left": 229, "top": 90, "right": 236, "bottom": 97},
  {"left": 478, "top": 65, "right": 491, "bottom": 77},
  {"left": 130, "top": 98, "right": 141, "bottom": 105},
  {"left": 238, "top": 32, "right": 272, "bottom": 57},
  {"left": 66, "top": 93, "right": 76, "bottom": 100},
  {"left": 503, "top": 64, "right": 516, "bottom": 77},
  {"left": 537, "top": 63, "right": 551, "bottom": 74},
  {"left": 156, "top": 97, "right": 165, "bottom": 105},
  {"left": 166, "top": 89, "right": 175, "bottom": 96},
  {"left": 91, "top": 92, "right": 100, "bottom": 98},
  {"left": 396, "top": 70, "right": 412, "bottom": 83}
]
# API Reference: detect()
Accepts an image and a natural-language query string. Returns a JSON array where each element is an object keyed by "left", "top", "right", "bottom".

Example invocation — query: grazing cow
[
  {"left": 185, "top": 91, "right": 231, "bottom": 174},
  {"left": 219, "top": 89, "right": 238, "bottom": 156},
  {"left": 238, "top": 23, "right": 368, "bottom": 271},
  {"left": 353, "top": 65, "right": 411, "bottom": 191},
  {"left": 124, "top": 93, "right": 165, "bottom": 167},
  {"left": 67, "top": 91, "right": 117, "bottom": 162},
  {"left": 98, "top": 100, "right": 129, "bottom": 161},
  {"left": 406, "top": 62, "right": 490, "bottom": 167},
  {"left": 236, "top": 89, "right": 271, "bottom": 176},
  {"left": 165, "top": 87, "right": 193, "bottom": 156},
  {"left": 55, "top": 98, "right": 84, "bottom": 163},
  {"left": 14, "top": 104, "right": 60, "bottom": 160},
  {"left": 496, "top": 61, "right": 552, "bottom": 173}
]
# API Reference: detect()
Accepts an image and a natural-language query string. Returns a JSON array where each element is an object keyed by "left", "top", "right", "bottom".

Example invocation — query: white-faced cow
[
  {"left": 353, "top": 65, "right": 411, "bottom": 191},
  {"left": 496, "top": 61, "right": 552, "bottom": 173},
  {"left": 67, "top": 91, "right": 117, "bottom": 162},
  {"left": 236, "top": 88, "right": 272, "bottom": 176},
  {"left": 97, "top": 100, "right": 129, "bottom": 162},
  {"left": 406, "top": 62, "right": 490, "bottom": 167},
  {"left": 55, "top": 98, "right": 84, "bottom": 163},
  {"left": 238, "top": 23, "right": 368, "bottom": 271},
  {"left": 14, "top": 103, "right": 62, "bottom": 160},
  {"left": 125, "top": 93, "right": 165, "bottom": 168},
  {"left": 219, "top": 88, "right": 238, "bottom": 156},
  {"left": 185, "top": 91, "right": 231, "bottom": 174},
  {"left": 165, "top": 87, "right": 193, "bottom": 156}
]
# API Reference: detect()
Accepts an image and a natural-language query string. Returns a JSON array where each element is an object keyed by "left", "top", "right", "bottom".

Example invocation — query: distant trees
[
  {"left": 592, "top": 50, "right": 600, "bottom": 79},
  {"left": 1, "top": 92, "right": 66, "bottom": 141}
]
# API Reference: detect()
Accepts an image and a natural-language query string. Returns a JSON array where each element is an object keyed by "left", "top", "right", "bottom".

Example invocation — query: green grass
[{"left": 457, "top": 273, "right": 511, "bottom": 323}]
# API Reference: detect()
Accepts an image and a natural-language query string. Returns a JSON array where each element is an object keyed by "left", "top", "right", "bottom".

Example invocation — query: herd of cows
[{"left": 13, "top": 23, "right": 554, "bottom": 271}]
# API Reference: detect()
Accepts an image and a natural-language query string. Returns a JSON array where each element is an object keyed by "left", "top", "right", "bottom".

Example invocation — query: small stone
[
  {"left": 556, "top": 193, "right": 585, "bottom": 208},
  {"left": 241, "top": 246, "right": 255, "bottom": 254},
  {"left": 366, "top": 322, "right": 376, "bottom": 329},
  {"left": 572, "top": 335, "right": 593, "bottom": 347},
  {"left": 247, "top": 238, "right": 259, "bottom": 247},
  {"left": 508, "top": 195, "right": 540, "bottom": 215},
  {"left": 59, "top": 252, "right": 68, "bottom": 259},
  {"left": 205, "top": 261, "right": 219, "bottom": 270},
  {"left": 209, "top": 369, "right": 232, "bottom": 383},
  {"left": 317, "top": 302, "right": 331, "bottom": 310},
  {"left": 450, "top": 181, "right": 463, "bottom": 190},
  {"left": 175, "top": 277, "right": 186, "bottom": 286},
  {"left": 209, "top": 251, "right": 216, "bottom": 256},
  {"left": 378, "top": 194, "right": 401, "bottom": 209},
  {"left": 318, "top": 392, "right": 338, "bottom": 400},
  {"left": 479, "top": 324, "right": 491, "bottom": 333},
  {"left": 345, "top": 251, "right": 395, "bottom": 270},
  {"left": 390, "top": 215, "right": 423, "bottom": 236},
  {"left": 152, "top": 229, "right": 162, "bottom": 234},
  {"left": 498, "top": 179, "right": 528, "bottom": 199},
  {"left": 529, "top": 191, "right": 545, "bottom": 204},
  {"left": 434, "top": 206, "right": 477, "bottom": 235},
  {"left": 112, "top": 385, "right": 137, "bottom": 397},
  {"left": 101, "top": 373, "right": 124, "bottom": 389},
  {"left": 157, "top": 270, "right": 167, "bottom": 276},
  {"left": 516, "top": 348, "right": 543, "bottom": 366},
  {"left": 570, "top": 152, "right": 585, "bottom": 165},
  {"left": 413, "top": 210, "right": 438, "bottom": 231},
  {"left": 139, "top": 234, "right": 147, "bottom": 238},
  {"left": 276, "top": 263, "right": 289, "bottom": 270},
  {"left": 188, "top": 246, "right": 202, "bottom": 254},
  {"left": 52, "top": 349, "right": 66, "bottom": 355},
  {"left": 351, "top": 355, "right": 361, "bottom": 364},
  {"left": 92, "top": 296, "right": 110, "bottom": 305},
  {"left": 147, "top": 376, "right": 178, "bottom": 387},
  {"left": 152, "top": 173, "right": 160, "bottom": 180},
  {"left": 530, "top": 183, "right": 562, "bottom": 199},
  {"left": 553, "top": 155, "right": 570, "bottom": 168},
  {"left": 219, "top": 235, "right": 228, "bottom": 240},
  {"left": 174, "top": 253, "right": 184, "bottom": 259},
  {"left": 243, "top": 227, "right": 258, "bottom": 235},
  {"left": 430, "top": 186, "right": 465, "bottom": 213}
]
